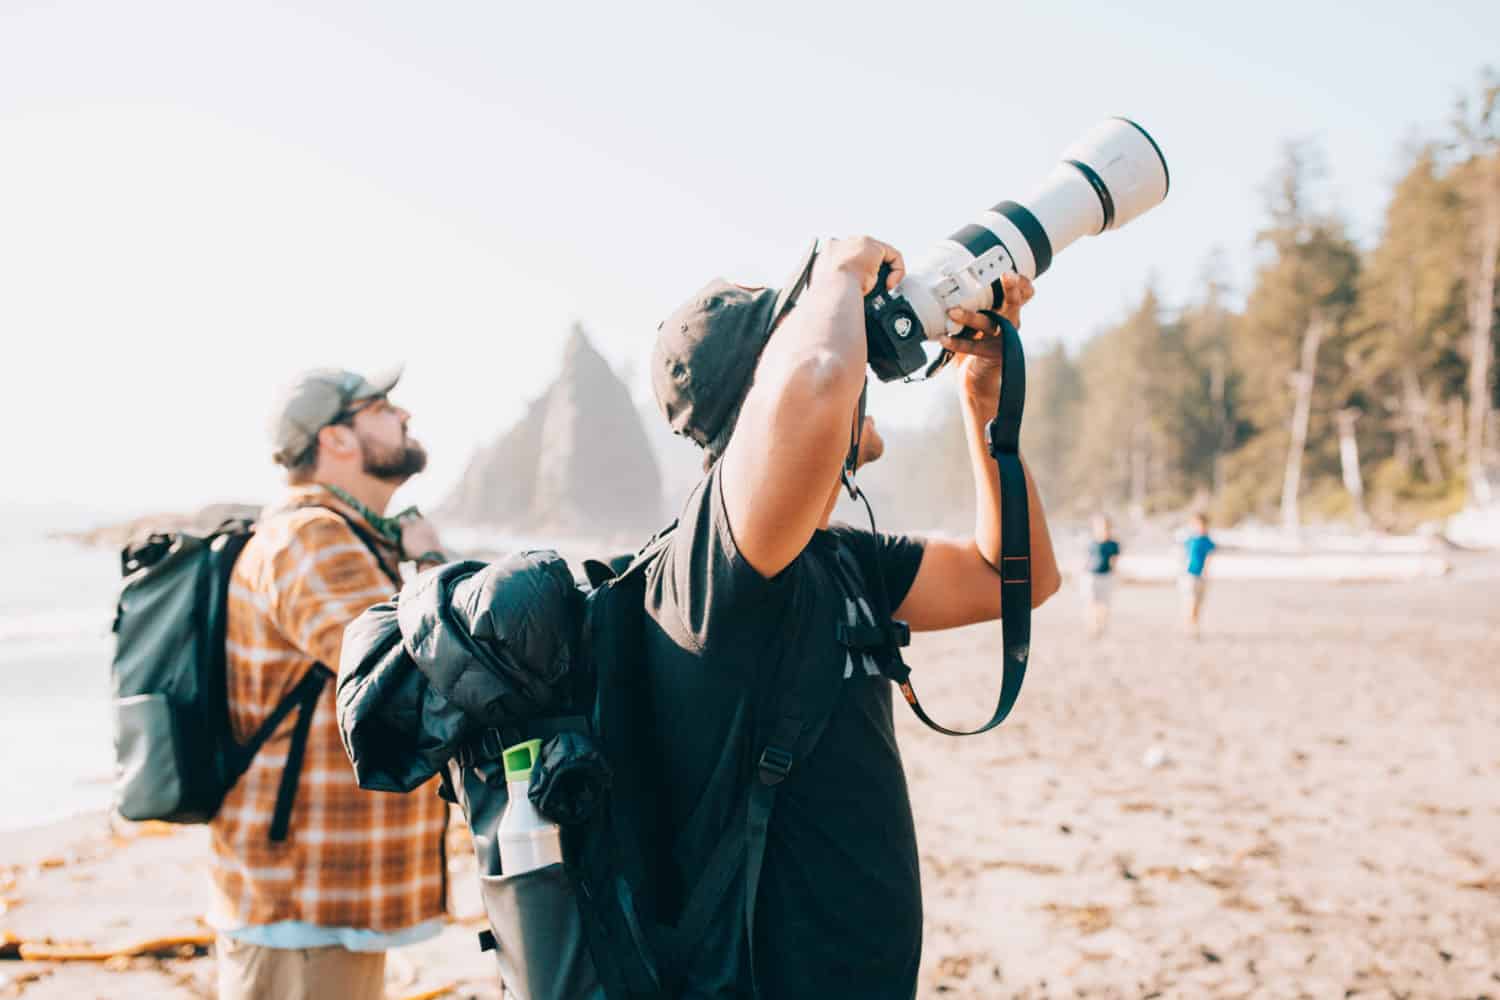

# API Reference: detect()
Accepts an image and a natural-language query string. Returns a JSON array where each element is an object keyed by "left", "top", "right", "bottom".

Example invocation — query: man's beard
[{"left": 361, "top": 434, "right": 428, "bottom": 482}]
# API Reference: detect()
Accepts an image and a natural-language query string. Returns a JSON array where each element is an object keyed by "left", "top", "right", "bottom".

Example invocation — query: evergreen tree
[
  {"left": 1069, "top": 286, "right": 1176, "bottom": 515},
  {"left": 1449, "top": 67, "right": 1500, "bottom": 504},
  {"left": 1349, "top": 146, "right": 1467, "bottom": 501},
  {"left": 1229, "top": 142, "right": 1360, "bottom": 529},
  {"left": 1019, "top": 340, "right": 1082, "bottom": 506},
  {"left": 1178, "top": 252, "right": 1248, "bottom": 506}
]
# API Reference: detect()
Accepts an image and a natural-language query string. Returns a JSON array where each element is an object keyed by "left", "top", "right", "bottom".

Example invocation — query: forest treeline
[{"left": 903, "top": 69, "right": 1500, "bottom": 533}]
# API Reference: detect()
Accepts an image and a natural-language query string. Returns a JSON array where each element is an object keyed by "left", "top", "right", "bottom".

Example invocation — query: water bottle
[{"left": 497, "top": 738, "right": 563, "bottom": 874}]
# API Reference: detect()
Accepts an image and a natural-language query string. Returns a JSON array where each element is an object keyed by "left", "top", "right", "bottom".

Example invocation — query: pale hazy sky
[{"left": 4, "top": 0, "right": 1497, "bottom": 514}]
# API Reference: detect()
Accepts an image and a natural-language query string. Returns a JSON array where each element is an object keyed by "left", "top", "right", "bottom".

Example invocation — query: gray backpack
[{"left": 110, "top": 518, "right": 332, "bottom": 840}]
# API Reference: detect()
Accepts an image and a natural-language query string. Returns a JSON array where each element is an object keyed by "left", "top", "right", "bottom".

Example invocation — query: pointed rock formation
[{"left": 439, "top": 327, "right": 663, "bottom": 538}]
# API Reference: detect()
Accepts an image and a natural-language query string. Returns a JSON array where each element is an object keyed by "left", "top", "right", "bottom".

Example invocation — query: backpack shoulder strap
[
  {"left": 740, "top": 664, "right": 845, "bottom": 997},
  {"left": 266, "top": 664, "right": 332, "bottom": 841},
  {"left": 325, "top": 509, "right": 403, "bottom": 588},
  {"left": 263, "top": 505, "right": 403, "bottom": 588},
  {"left": 228, "top": 663, "right": 333, "bottom": 842},
  {"left": 652, "top": 540, "right": 849, "bottom": 989},
  {"left": 212, "top": 510, "right": 377, "bottom": 842}
]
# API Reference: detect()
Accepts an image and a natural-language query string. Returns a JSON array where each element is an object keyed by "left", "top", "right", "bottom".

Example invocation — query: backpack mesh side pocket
[
  {"left": 112, "top": 693, "right": 188, "bottom": 821},
  {"left": 478, "top": 861, "right": 604, "bottom": 1000}
]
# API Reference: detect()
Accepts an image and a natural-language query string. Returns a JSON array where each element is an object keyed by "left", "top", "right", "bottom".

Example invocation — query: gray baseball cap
[
  {"left": 269, "top": 365, "right": 403, "bottom": 466},
  {"left": 651, "top": 241, "right": 818, "bottom": 455}
]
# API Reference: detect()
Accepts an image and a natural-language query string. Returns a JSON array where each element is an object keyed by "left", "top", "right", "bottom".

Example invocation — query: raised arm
[
  {"left": 720, "top": 238, "right": 904, "bottom": 578},
  {"left": 894, "top": 273, "right": 1062, "bottom": 631}
]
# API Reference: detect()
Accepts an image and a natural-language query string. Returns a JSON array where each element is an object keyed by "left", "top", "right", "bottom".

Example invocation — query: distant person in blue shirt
[
  {"left": 1082, "top": 514, "right": 1121, "bottom": 638},
  {"left": 1180, "top": 513, "right": 1216, "bottom": 637}
]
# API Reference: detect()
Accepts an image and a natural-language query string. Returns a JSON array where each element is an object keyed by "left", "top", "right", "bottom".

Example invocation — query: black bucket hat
[{"left": 651, "top": 241, "right": 818, "bottom": 456}]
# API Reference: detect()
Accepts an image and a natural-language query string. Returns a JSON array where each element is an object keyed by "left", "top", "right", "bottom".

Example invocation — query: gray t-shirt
[{"left": 642, "top": 465, "right": 927, "bottom": 999}]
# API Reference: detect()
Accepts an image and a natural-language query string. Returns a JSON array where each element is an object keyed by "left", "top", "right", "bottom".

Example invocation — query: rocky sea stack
[{"left": 438, "top": 327, "right": 664, "bottom": 538}]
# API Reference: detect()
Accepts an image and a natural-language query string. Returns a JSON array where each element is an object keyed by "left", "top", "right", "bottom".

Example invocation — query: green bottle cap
[{"left": 502, "top": 739, "right": 543, "bottom": 784}]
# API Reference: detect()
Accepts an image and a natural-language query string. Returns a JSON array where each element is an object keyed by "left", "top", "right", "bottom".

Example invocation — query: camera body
[
  {"left": 863, "top": 266, "right": 928, "bottom": 383},
  {"left": 863, "top": 118, "right": 1170, "bottom": 382}
]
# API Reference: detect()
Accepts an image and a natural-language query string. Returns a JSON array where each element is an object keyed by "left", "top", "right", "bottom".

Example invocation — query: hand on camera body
[
  {"left": 939, "top": 272, "right": 1036, "bottom": 395},
  {"left": 815, "top": 236, "right": 905, "bottom": 296}
]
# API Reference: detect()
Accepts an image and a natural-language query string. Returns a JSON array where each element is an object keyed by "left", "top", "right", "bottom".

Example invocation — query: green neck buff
[{"left": 323, "top": 484, "right": 418, "bottom": 549}]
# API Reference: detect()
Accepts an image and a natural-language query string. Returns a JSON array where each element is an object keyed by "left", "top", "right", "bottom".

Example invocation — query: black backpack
[
  {"left": 441, "top": 528, "right": 855, "bottom": 999},
  {"left": 110, "top": 514, "right": 378, "bottom": 840}
]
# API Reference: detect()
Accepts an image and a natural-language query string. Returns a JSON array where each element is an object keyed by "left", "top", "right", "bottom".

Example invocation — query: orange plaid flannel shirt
[{"left": 208, "top": 486, "right": 448, "bottom": 932}]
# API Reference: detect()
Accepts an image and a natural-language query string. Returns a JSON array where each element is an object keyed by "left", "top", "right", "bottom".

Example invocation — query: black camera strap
[{"left": 841, "top": 309, "right": 1031, "bottom": 736}]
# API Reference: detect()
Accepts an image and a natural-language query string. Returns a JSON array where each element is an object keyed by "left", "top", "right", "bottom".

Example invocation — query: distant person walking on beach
[
  {"left": 1180, "top": 512, "right": 1216, "bottom": 637},
  {"left": 209, "top": 367, "right": 451, "bottom": 1000},
  {"left": 1082, "top": 514, "right": 1121, "bottom": 637}
]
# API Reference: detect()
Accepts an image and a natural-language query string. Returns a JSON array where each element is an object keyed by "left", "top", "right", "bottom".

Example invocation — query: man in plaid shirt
[{"left": 210, "top": 366, "right": 450, "bottom": 1000}]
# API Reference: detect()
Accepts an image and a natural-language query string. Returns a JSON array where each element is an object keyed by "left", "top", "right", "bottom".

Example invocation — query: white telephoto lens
[
  {"left": 900, "top": 117, "right": 1169, "bottom": 338},
  {"left": 1057, "top": 117, "right": 1170, "bottom": 233}
]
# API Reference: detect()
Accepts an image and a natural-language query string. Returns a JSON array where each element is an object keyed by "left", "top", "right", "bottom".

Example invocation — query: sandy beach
[{"left": 3, "top": 570, "right": 1497, "bottom": 999}]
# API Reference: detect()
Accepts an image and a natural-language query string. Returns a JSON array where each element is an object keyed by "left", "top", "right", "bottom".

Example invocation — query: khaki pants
[{"left": 216, "top": 935, "right": 386, "bottom": 1000}]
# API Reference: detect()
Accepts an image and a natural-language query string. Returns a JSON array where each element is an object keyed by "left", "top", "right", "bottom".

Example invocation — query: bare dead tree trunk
[
  {"left": 1281, "top": 314, "right": 1326, "bottom": 535},
  {"left": 1336, "top": 408, "right": 1369, "bottom": 528},
  {"left": 1151, "top": 428, "right": 1170, "bottom": 508},
  {"left": 1210, "top": 353, "right": 1230, "bottom": 500},
  {"left": 1114, "top": 447, "right": 1130, "bottom": 510},
  {"left": 1130, "top": 419, "right": 1148, "bottom": 518},
  {"left": 1464, "top": 161, "right": 1500, "bottom": 505},
  {"left": 1393, "top": 271, "right": 1444, "bottom": 483},
  {"left": 1394, "top": 425, "right": 1411, "bottom": 472},
  {"left": 1448, "top": 396, "right": 1466, "bottom": 463},
  {"left": 1400, "top": 367, "right": 1444, "bottom": 483}
]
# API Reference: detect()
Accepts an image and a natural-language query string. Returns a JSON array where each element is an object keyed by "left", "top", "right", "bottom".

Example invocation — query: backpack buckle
[
  {"left": 886, "top": 620, "right": 911, "bottom": 648},
  {"left": 758, "top": 746, "right": 794, "bottom": 786},
  {"left": 459, "top": 728, "right": 506, "bottom": 769},
  {"left": 877, "top": 651, "right": 911, "bottom": 686},
  {"left": 478, "top": 728, "right": 505, "bottom": 759}
]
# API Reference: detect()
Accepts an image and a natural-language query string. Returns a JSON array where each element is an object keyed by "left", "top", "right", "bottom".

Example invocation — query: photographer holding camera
[{"left": 643, "top": 236, "right": 1061, "bottom": 998}]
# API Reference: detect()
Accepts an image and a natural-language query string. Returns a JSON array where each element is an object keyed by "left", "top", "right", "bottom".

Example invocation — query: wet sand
[
  {"left": 3, "top": 573, "right": 1497, "bottom": 998},
  {"left": 905, "top": 572, "right": 1500, "bottom": 998}
]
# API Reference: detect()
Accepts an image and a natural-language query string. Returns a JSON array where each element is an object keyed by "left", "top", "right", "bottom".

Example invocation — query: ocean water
[
  {"left": 0, "top": 506, "right": 126, "bottom": 832},
  {"left": 0, "top": 507, "right": 610, "bottom": 834}
]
